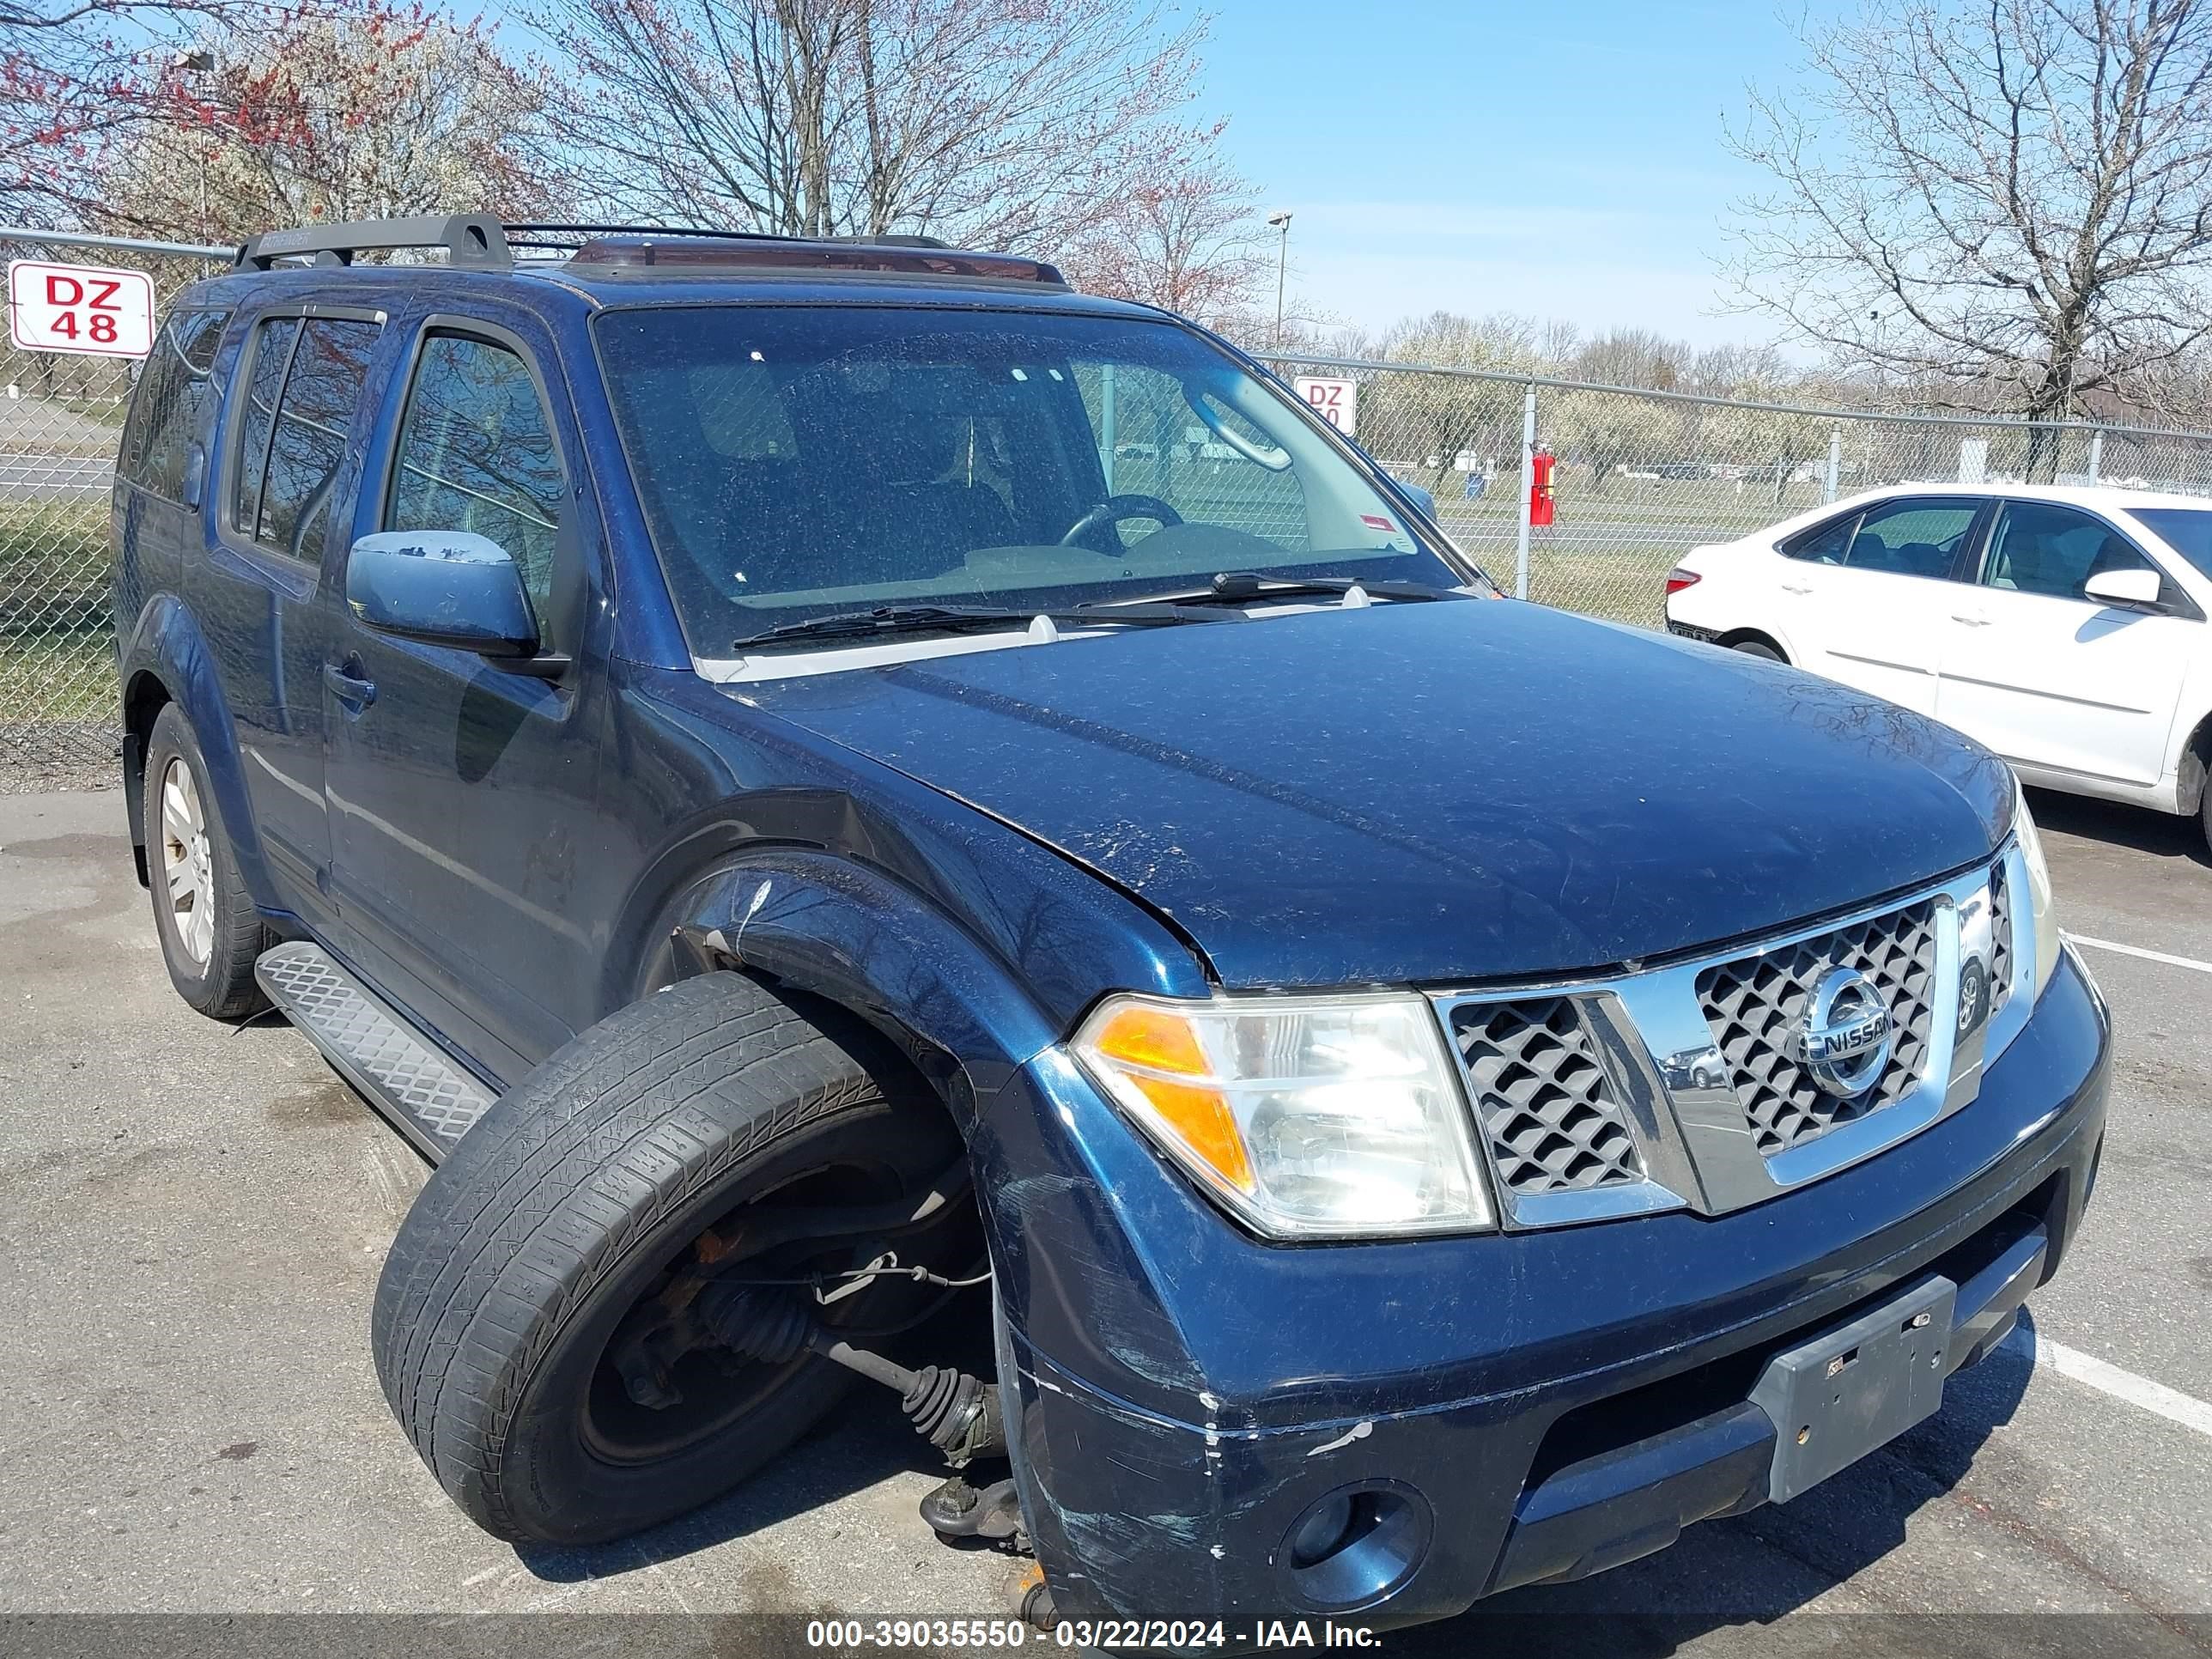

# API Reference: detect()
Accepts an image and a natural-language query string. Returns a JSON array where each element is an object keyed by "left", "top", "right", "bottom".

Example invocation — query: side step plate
[{"left": 254, "top": 940, "right": 495, "bottom": 1162}]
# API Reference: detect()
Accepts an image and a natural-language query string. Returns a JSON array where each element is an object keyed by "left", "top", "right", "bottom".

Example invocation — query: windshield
[
  {"left": 592, "top": 305, "right": 1470, "bottom": 649},
  {"left": 2128, "top": 507, "right": 2212, "bottom": 582}
]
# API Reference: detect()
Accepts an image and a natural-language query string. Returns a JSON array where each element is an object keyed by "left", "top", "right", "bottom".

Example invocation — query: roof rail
[
  {"left": 562, "top": 233, "right": 1063, "bottom": 285},
  {"left": 234, "top": 214, "right": 509, "bottom": 271}
]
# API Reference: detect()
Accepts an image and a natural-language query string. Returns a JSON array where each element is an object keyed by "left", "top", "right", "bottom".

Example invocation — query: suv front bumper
[{"left": 982, "top": 944, "right": 2108, "bottom": 1628}]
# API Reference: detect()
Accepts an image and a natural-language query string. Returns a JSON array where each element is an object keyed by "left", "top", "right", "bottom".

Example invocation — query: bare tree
[
  {"left": 1727, "top": 0, "right": 2212, "bottom": 474},
  {"left": 91, "top": 3, "right": 556, "bottom": 241},
  {"left": 1058, "top": 149, "right": 1264, "bottom": 330},
  {"left": 532, "top": 0, "right": 1220, "bottom": 258}
]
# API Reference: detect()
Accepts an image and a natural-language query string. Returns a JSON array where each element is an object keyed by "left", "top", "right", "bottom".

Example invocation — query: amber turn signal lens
[
  {"left": 1087, "top": 1002, "right": 1208, "bottom": 1076},
  {"left": 1084, "top": 1004, "right": 1254, "bottom": 1193}
]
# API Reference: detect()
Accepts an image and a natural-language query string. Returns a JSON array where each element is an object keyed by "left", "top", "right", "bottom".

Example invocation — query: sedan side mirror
[
  {"left": 2082, "top": 567, "right": 2166, "bottom": 611},
  {"left": 346, "top": 530, "right": 540, "bottom": 658}
]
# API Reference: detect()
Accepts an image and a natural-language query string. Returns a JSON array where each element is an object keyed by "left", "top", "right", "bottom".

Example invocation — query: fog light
[{"left": 1278, "top": 1483, "right": 1431, "bottom": 1611}]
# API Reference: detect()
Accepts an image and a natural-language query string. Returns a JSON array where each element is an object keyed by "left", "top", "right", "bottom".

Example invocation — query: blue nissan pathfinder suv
[{"left": 110, "top": 214, "right": 2109, "bottom": 1632}]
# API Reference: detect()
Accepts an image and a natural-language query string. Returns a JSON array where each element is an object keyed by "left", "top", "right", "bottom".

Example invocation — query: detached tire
[
  {"left": 371, "top": 971, "right": 963, "bottom": 1546},
  {"left": 143, "top": 702, "right": 271, "bottom": 1018}
]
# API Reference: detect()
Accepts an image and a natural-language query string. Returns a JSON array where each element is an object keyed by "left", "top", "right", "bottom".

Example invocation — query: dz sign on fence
[
  {"left": 1293, "top": 375, "right": 1357, "bottom": 437},
  {"left": 7, "top": 259, "right": 155, "bottom": 358}
]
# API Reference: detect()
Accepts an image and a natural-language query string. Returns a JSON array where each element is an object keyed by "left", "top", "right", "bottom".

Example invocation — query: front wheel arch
[
  {"left": 2175, "top": 707, "right": 2212, "bottom": 816},
  {"left": 121, "top": 668, "right": 173, "bottom": 887}
]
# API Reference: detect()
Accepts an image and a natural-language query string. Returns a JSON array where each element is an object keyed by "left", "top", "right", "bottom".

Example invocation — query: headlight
[
  {"left": 1072, "top": 992, "right": 1492, "bottom": 1238},
  {"left": 2013, "top": 775, "right": 2062, "bottom": 1000}
]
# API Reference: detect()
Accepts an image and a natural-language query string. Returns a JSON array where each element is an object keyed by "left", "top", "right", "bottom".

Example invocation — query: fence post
[
  {"left": 1516, "top": 382, "right": 1535, "bottom": 601},
  {"left": 2087, "top": 428, "right": 2104, "bottom": 483},
  {"left": 1824, "top": 428, "right": 1840, "bottom": 504}
]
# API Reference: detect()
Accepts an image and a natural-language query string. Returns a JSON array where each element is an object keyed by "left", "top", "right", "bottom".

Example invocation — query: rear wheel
[
  {"left": 143, "top": 703, "right": 270, "bottom": 1018},
  {"left": 1729, "top": 637, "right": 1784, "bottom": 662},
  {"left": 370, "top": 971, "right": 971, "bottom": 1545}
]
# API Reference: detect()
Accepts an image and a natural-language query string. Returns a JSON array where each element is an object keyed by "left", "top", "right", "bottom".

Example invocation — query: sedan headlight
[
  {"left": 2013, "top": 775, "right": 2062, "bottom": 1001},
  {"left": 1072, "top": 992, "right": 1492, "bottom": 1238}
]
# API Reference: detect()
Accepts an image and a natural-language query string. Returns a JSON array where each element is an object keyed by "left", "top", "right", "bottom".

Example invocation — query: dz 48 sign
[
  {"left": 8, "top": 259, "right": 155, "bottom": 358},
  {"left": 1292, "top": 375, "right": 1357, "bottom": 437}
]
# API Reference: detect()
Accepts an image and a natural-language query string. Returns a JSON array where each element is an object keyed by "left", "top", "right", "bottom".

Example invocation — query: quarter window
[
  {"left": 118, "top": 309, "right": 229, "bottom": 501},
  {"left": 1981, "top": 501, "right": 2156, "bottom": 602},
  {"left": 231, "top": 315, "right": 382, "bottom": 563},
  {"left": 386, "top": 333, "right": 565, "bottom": 608},
  {"left": 1781, "top": 511, "right": 1857, "bottom": 564}
]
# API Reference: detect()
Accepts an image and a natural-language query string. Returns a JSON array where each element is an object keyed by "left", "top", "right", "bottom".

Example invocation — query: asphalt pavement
[{"left": 0, "top": 784, "right": 2207, "bottom": 1657}]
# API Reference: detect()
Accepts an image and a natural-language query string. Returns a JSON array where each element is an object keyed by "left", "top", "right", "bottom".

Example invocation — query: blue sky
[{"left": 1197, "top": 0, "right": 1807, "bottom": 346}]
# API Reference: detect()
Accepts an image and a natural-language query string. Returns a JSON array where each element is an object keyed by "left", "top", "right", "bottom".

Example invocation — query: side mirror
[
  {"left": 1392, "top": 477, "right": 1437, "bottom": 520},
  {"left": 345, "top": 530, "right": 539, "bottom": 658},
  {"left": 2082, "top": 567, "right": 2165, "bottom": 611}
]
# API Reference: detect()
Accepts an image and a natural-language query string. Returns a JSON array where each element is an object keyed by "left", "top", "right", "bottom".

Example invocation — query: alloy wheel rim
[{"left": 159, "top": 757, "right": 216, "bottom": 967}]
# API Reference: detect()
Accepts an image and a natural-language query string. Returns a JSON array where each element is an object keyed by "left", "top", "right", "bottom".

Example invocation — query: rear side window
[
  {"left": 1789, "top": 497, "right": 1979, "bottom": 579},
  {"left": 231, "top": 315, "right": 382, "bottom": 563},
  {"left": 385, "top": 333, "right": 566, "bottom": 607},
  {"left": 118, "top": 309, "right": 229, "bottom": 501},
  {"left": 1982, "top": 501, "right": 2155, "bottom": 601}
]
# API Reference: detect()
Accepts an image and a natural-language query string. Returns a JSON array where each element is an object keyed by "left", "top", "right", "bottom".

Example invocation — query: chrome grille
[
  {"left": 1449, "top": 998, "right": 1647, "bottom": 1195},
  {"left": 1694, "top": 900, "right": 1940, "bottom": 1158},
  {"left": 1990, "top": 861, "right": 2014, "bottom": 1001}
]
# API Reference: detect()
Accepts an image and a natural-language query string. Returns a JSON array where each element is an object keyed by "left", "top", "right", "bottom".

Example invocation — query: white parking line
[
  {"left": 2001, "top": 1325, "right": 2212, "bottom": 1439},
  {"left": 2067, "top": 933, "right": 2212, "bottom": 975}
]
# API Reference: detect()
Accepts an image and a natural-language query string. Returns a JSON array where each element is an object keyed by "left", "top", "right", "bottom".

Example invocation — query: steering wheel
[{"left": 1058, "top": 494, "right": 1184, "bottom": 547}]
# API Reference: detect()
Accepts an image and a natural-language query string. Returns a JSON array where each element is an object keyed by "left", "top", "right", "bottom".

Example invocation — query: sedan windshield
[{"left": 592, "top": 305, "right": 1471, "bottom": 651}]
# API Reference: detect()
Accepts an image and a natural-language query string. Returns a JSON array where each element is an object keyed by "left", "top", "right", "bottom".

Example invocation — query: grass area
[
  {"left": 0, "top": 629, "right": 116, "bottom": 722},
  {"left": 2, "top": 501, "right": 114, "bottom": 731},
  {"left": 1, "top": 498, "right": 108, "bottom": 568},
  {"left": 1431, "top": 475, "right": 1832, "bottom": 536}
]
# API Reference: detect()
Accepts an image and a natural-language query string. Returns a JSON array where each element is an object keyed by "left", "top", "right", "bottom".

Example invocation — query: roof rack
[
  {"left": 235, "top": 214, "right": 510, "bottom": 270},
  {"left": 231, "top": 216, "right": 1064, "bottom": 287}
]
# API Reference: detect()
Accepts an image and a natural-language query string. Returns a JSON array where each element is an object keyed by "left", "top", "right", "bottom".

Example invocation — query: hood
[{"left": 733, "top": 601, "right": 2012, "bottom": 989}]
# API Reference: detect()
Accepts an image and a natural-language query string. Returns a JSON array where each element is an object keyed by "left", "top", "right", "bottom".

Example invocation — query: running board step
[{"left": 254, "top": 940, "right": 495, "bottom": 1162}]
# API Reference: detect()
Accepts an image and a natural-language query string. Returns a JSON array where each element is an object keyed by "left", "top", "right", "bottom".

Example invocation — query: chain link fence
[
  {"left": 11, "top": 228, "right": 2212, "bottom": 790},
  {"left": 1261, "top": 352, "right": 2212, "bottom": 626},
  {"left": 2, "top": 230, "right": 227, "bottom": 791}
]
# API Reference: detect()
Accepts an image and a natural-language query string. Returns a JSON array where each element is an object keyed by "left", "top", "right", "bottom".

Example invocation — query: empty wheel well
[
  {"left": 1717, "top": 628, "right": 1789, "bottom": 662},
  {"left": 121, "top": 672, "right": 173, "bottom": 887}
]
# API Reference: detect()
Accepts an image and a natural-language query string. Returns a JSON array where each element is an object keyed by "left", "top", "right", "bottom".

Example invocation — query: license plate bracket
[{"left": 1750, "top": 1273, "right": 1957, "bottom": 1503}]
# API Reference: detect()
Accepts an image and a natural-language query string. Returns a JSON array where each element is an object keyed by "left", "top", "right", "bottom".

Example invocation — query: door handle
[
  {"left": 1949, "top": 612, "right": 1990, "bottom": 628},
  {"left": 1780, "top": 581, "right": 1814, "bottom": 595},
  {"left": 323, "top": 661, "right": 377, "bottom": 708}
]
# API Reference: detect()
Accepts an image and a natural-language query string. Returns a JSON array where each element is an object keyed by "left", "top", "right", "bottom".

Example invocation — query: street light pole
[{"left": 1267, "top": 210, "right": 1292, "bottom": 349}]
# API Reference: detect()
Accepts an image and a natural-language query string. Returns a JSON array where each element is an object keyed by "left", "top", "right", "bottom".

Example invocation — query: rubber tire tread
[{"left": 371, "top": 971, "right": 920, "bottom": 1543}]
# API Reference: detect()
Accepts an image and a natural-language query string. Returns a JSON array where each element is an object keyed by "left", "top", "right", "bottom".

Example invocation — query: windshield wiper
[
  {"left": 730, "top": 600, "right": 1241, "bottom": 651},
  {"left": 1095, "top": 571, "right": 1476, "bottom": 611}
]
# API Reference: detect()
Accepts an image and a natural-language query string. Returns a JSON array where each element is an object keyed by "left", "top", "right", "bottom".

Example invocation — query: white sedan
[{"left": 1664, "top": 483, "right": 2212, "bottom": 845}]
